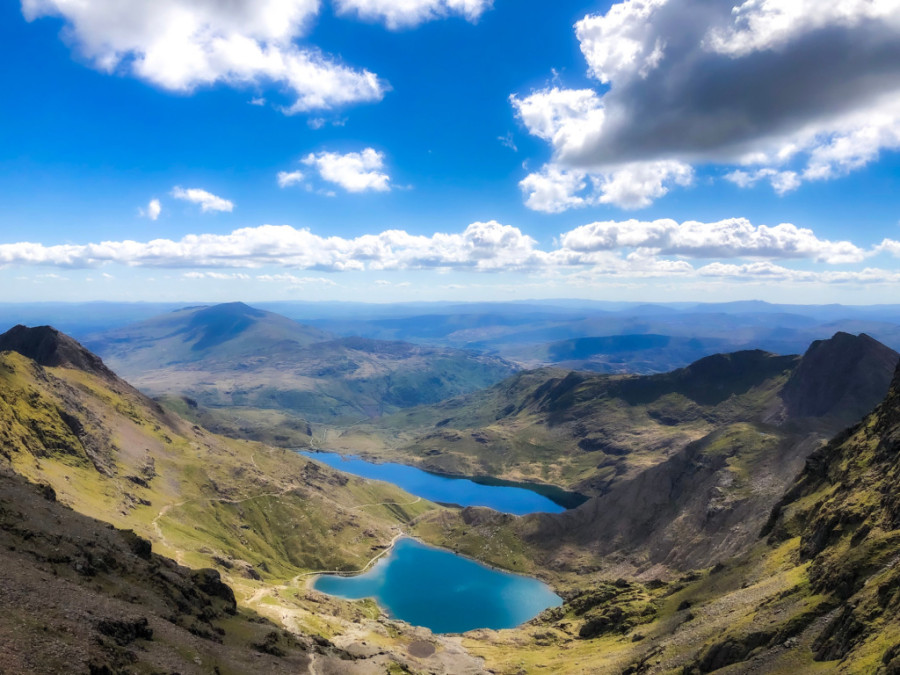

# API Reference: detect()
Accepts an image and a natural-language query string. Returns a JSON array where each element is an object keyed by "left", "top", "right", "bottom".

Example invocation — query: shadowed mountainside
[
  {"left": 0, "top": 323, "right": 116, "bottom": 378},
  {"left": 781, "top": 331, "right": 900, "bottom": 426}
]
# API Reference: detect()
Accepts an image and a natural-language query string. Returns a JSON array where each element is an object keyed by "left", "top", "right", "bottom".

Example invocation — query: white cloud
[
  {"left": 183, "top": 271, "right": 250, "bottom": 280},
  {"left": 171, "top": 187, "right": 234, "bottom": 213},
  {"left": 519, "top": 165, "right": 587, "bottom": 213},
  {"left": 0, "top": 221, "right": 544, "bottom": 271},
  {"left": 520, "top": 160, "right": 693, "bottom": 211},
  {"left": 512, "top": 0, "right": 900, "bottom": 209},
  {"left": 593, "top": 160, "right": 693, "bottom": 209},
  {"left": 140, "top": 198, "right": 162, "bottom": 220},
  {"left": 876, "top": 239, "right": 900, "bottom": 257},
  {"left": 334, "top": 0, "right": 492, "bottom": 29},
  {"left": 302, "top": 148, "right": 391, "bottom": 192},
  {"left": 257, "top": 273, "right": 338, "bottom": 285},
  {"left": 21, "top": 0, "right": 386, "bottom": 113},
  {"left": 0, "top": 217, "right": 883, "bottom": 276},
  {"left": 558, "top": 218, "right": 867, "bottom": 264},
  {"left": 277, "top": 170, "right": 305, "bottom": 188},
  {"left": 705, "top": 0, "right": 900, "bottom": 57},
  {"left": 697, "top": 261, "right": 900, "bottom": 285},
  {"left": 576, "top": 0, "right": 670, "bottom": 84},
  {"left": 725, "top": 168, "right": 801, "bottom": 194},
  {"left": 512, "top": 88, "right": 693, "bottom": 209},
  {"left": 511, "top": 87, "right": 605, "bottom": 160}
]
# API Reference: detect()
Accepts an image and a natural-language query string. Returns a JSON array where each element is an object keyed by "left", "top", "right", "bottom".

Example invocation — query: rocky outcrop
[{"left": 0, "top": 324, "right": 116, "bottom": 379}]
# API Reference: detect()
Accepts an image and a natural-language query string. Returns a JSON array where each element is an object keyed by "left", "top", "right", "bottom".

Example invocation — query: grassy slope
[
  {"left": 0, "top": 465, "right": 365, "bottom": 675},
  {"left": 0, "top": 349, "right": 490, "bottom": 673}
]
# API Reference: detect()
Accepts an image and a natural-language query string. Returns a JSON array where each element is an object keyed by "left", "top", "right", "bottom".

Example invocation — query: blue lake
[
  {"left": 299, "top": 451, "right": 578, "bottom": 515},
  {"left": 313, "top": 538, "right": 562, "bottom": 633}
]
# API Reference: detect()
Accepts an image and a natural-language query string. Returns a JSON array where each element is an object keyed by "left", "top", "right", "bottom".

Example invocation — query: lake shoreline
[
  {"left": 299, "top": 449, "right": 586, "bottom": 513},
  {"left": 308, "top": 536, "right": 563, "bottom": 635}
]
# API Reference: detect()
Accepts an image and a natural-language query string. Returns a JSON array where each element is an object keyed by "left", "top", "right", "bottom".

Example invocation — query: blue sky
[{"left": 2, "top": 0, "right": 900, "bottom": 304}]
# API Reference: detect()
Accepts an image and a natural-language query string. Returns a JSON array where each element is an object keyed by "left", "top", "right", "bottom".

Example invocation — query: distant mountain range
[
  {"left": 5, "top": 299, "right": 900, "bottom": 377},
  {"left": 84, "top": 302, "right": 517, "bottom": 423}
]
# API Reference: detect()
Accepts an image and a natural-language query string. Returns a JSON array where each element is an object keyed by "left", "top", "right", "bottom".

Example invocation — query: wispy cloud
[
  {"left": 277, "top": 171, "right": 306, "bottom": 188},
  {"left": 139, "top": 198, "right": 162, "bottom": 221},
  {"left": 171, "top": 187, "right": 234, "bottom": 213},
  {"left": 334, "top": 0, "right": 493, "bottom": 29}
]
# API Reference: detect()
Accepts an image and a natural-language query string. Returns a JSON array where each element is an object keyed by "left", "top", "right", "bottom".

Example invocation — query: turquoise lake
[
  {"left": 299, "top": 451, "right": 583, "bottom": 515},
  {"left": 313, "top": 538, "right": 562, "bottom": 633}
]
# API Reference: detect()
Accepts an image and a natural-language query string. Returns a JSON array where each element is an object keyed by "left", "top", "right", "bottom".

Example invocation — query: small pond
[{"left": 313, "top": 538, "right": 562, "bottom": 633}]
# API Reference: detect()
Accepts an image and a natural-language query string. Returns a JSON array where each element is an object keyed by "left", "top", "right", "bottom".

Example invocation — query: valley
[{"left": 3, "top": 302, "right": 900, "bottom": 674}]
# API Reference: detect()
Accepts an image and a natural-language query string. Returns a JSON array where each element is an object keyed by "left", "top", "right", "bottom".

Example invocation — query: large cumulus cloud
[
  {"left": 515, "top": 0, "right": 900, "bottom": 210},
  {"left": 20, "top": 0, "right": 495, "bottom": 113}
]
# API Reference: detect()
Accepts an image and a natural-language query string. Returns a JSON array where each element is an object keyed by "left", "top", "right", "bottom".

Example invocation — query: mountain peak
[
  {"left": 781, "top": 331, "right": 900, "bottom": 425},
  {"left": 185, "top": 303, "right": 268, "bottom": 352},
  {"left": 0, "top": 324, "right": 115, "bottom": 378}
]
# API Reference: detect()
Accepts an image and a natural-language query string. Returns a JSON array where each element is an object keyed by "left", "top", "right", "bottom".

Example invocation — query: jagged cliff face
[{"left": 751, "top": 361, "right": 900, "bottom": 671}]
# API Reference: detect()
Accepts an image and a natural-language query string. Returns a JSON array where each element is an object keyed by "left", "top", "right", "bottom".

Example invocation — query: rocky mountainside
[
  {"left": 0, "top": 465, "right": 344, "bottom": 674},
  {"left": 0, "top": 327, "right": 486, "bottom": 674},
  {"left": 347, "top": 333, "right": 897, "bottom": 497},
  {"left": 382, "top": 334, "right": 899, "bottom": 578},
  {"left": 85, "top": 302, "right": 517, "bottom": 424},
  {"left": 448, "top": 351, "right": 900, "bottom": 674},
  {"left": 670, "top": 351, "right": 900, "bottom": 673}
]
